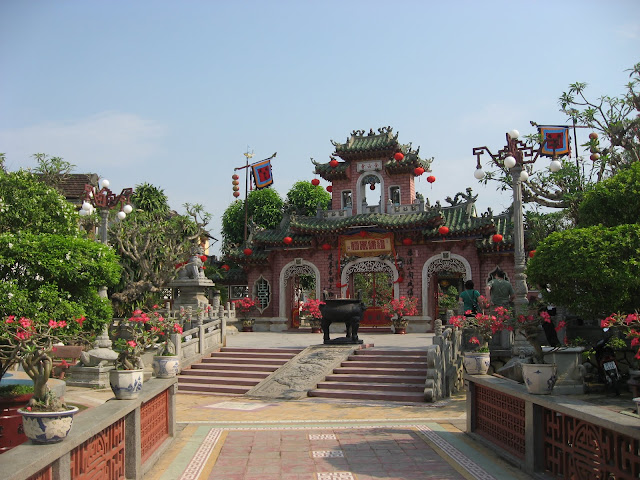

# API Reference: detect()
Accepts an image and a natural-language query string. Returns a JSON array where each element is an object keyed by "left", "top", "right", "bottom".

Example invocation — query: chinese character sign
[
  {"left": 252, "top": 159, "right": 273, "bottom": 189},
  {"left": 539, "top": 126, "right": 570, "bottom": 158},
  {"left": 341, "top": 233, "right": 394, "bottom": 257}
]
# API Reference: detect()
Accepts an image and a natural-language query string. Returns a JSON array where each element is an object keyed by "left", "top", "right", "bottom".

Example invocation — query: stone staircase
[
  {"left": 308, "top": 348, "right": 429, "bottom": 402},
  {"left": 177, "top": 347, "right": 303, "bottom": 395}
]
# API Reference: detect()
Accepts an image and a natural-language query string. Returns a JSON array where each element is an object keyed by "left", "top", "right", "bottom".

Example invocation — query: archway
[
  {"left": 421, "top": 253, "right": 472, "bottom": 321},
  {"left": 279, "top": 259, "right": 321, "bottom": 328},
  {"left": 356, "top": 171, "right": 385, "bottom": 214}
]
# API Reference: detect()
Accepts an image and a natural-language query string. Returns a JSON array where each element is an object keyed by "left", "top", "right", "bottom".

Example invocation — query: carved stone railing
[
  {"left": 466, "top": 374, "right": 640, "bottom": 479},
  {"left": 0, "top": 378, "right": 177, "bottom": 480},
  {"left": 424, "top": 320, "right": 464, "bottom": 401}
]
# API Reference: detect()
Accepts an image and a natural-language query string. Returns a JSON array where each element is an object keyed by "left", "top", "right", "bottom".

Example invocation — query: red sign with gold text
[{"left": 340, "top": 232, "right": 394, "bottom": 257}]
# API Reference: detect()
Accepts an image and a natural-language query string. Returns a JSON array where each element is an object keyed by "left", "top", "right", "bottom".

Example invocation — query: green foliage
[
  {"left": 0, "top": 232, "right": 120, "bottom": 331},
  {"left": 0, "top": 169, "right": 79, "bottom": 236},
  {"left": 525, "top": 210, "right": 572, "bottom": 250},
  {"left": 246, "top": 188, "right": 283, "bottom": 229},
  {"left": 578, "top": 161, "right": 640, "bottom": 227},
  {"left": 527, "top": 224, "right": 640, "bottom": 319},
  {"left": 32, "top": 153, "right": 75, "bottom": 193},
  {"left": 221, "top": 200, "right": 245, "bottom": 252},
  {"left": 131, "top": 182, "right": 170, "bottom": 215},
  {"left": 353, "top": 272, "right": 393, "bottom": 308},
  {"left": 285, "top": 181, "right": 331, "bottom": 216}
]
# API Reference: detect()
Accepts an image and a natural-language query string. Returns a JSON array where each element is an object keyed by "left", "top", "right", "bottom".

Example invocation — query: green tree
[
  {"left": 221, "top": 200, "right": 245, "bottom": 253},
  {"left": 32, "top": 153, "right": 76, "bottom": 193},
  {"left": 285, "top": 181, "right": 331, "bottom": 216},
  {"left": 0, "top": 166, "right": 120, "bottom": 330},
  {"left": 109, "top": 183, "right": 211, "bottom": 312}
]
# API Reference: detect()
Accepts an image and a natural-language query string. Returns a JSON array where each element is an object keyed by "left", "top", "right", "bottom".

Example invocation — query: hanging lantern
[
  {"left": 311, "top": 178, "right": 320, "bottom": 186},
  {"left": 589, "top": 132, "right": 598, "bottom": 140},
  {"left": 394, "top": 276, "right": 404, "bottom": 284},
  {"left": 529, "top": 250, "right": 536, "bottom": 258},
  {"left": 369, "top": 183, "right": 375, "bottom": 190},
  {"left": 359, "top": 230, "right": 367, "bottom": 237},
  {"left": 427, "top": 175, "right": 436, "bottom": 184},
  {"left": 221, "top": 264, "right": 230, "bottom": 271},
  {"left": 233, "top": 191, "right": 240, "bottom": 198},
  {"left": 329, "top": 159, "right": 339, "bottom": 168},
  {"left": 232, "top": 174, "right": 239, "bottom": 180},
  {"left": 232, "top": 180, "right": 239, "bottom": 186},
  {"left": 590, "top": 153, "right": 600, "bottom": 161},
  {"left": 321, "top": 243, "right": 331, "bottom": 251},
  {"left": 438, "top": 226, "right": 449, "bottom": 236},
  {"left": 243, "top": 248, "right": 253, "bottom": 256},
  {"left": 393, "top": 152, "right": 404, "bottom": 161},
  {"left": 233, "top": 186, "right": 240, "bottom": 191},
  {"left": 414, "top": 167, "right": 425, "bottom": 176},
  {"left": 326, "top": 186, "right": 333, "bottom": 192},
  {"left": 283, "top": 236, "right": 293, "bottom": 245},
  {"left": 402, "top": 238, "right": 413, "bottom": 246},
  {"left": 492, "top": 234, "right": 503, "bottom": 243}
]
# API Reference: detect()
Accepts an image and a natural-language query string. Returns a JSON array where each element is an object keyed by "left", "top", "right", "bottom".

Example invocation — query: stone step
[
  {"left": 178, "top": 375, "right": 260, "bottom": 386},
  {"left": 347, "top": 354, "right": 427, "bottom": 362},
  {"left": 316, "top": 381, "right": 424, "bottom": 393},
  {"left": 180, "top": 368, "right": 267, "bottom": 379},
  {"left": 341, "top": 360, "right": 427, "bottom": 368},
  {"left": 307, "top": 388, "right": 426, "bottom": 403},
  {"left": 202, "top": 357, "right": 289, "bottom": 366},
  {"left": 212, "top": 352, "right": 299, "bottom": 360},
  {"left": 220, "top": 347, "right": 303, "bottom": 355},
  {"left": 324, "top": 373, "right": 426, "bottom": 384},
  {"left": 333, "top": 366, "right": 428, "bottom": 376},
  {"left": 178, "top": 382, "right": 251, "bottom": 395},
  {"left": 355, "top": 349, "right": 428, "bottom": 356},
  {"left": 192, "top": 362, "right": 280, "bottom": 372}
]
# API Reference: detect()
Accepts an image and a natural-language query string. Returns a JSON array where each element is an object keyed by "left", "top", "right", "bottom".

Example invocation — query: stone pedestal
[
  {"left": 542, "top": 346, "right": 585, "bottom": 394},
  {"left": 168, "top": 278, "right": 215, "bottom": 310},
  {"left": 65, "top": 365, "right": 115, "bottom": 388}
]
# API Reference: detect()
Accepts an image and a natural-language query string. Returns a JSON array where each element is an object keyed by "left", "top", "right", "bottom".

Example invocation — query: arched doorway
[
  {"left": 342, "top": 257, "right": 399, "bottom": 327},
  {"left": 279, "top": 260, "right": 320, "bottom": 328},
  {"left": 421, "top": 253, "right": 472, "bottom": 323}
]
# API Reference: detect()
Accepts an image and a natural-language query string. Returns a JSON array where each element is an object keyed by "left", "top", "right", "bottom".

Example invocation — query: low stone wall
[
  {"left": 0, "top": 378, "right": 178, "bottom": 480},
  {"left": 466, "top": 374, "right": 640, "bottom": 478},
  {"left": 171, "top": 317, "right": 224, "bottom": 370},
  {"left": 425, "top": 321, "right": 464, "bottom": 401}
]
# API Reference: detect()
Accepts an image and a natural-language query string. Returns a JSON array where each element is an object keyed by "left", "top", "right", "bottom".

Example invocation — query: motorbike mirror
[{"left": 603, "top": 327, "right": 610, "bottom": 332}]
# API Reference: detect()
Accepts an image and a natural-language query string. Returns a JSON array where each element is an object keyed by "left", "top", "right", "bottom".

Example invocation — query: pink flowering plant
[
  {"left": 112, "top": 306, "right": 183, "bottom": 370},
  {"left": 449, "top": 310, "right": 507, "bottom": 353},
  {"left": 382, "top": 296, "right": 419, "bottom": 326},
  {"left": 0, "top": 315, "right": 89, "bottom": 411},
  {"left": 300, "top": 299, "right": 325, "bottom": 319},
  {"left": 601, "top": 312, "right": 640, "bottom": 361},
  {"left": 233, "top": 297, "right": 257, "bottom": 321}
]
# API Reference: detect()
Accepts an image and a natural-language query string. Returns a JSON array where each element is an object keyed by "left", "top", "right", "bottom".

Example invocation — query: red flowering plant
[
  {"left": 601, "top": 312, "right": 640, "bottom": 361},
  {"left": 300, "top": 298, "right": 325, "bottom": 320},
  {"left": 0, "top": 315, "right": 89, "bottom": 411},
  {"left": 233, "top": 297, "right": 257, "bottom": 322},
  {"left": 382, "top": 296, "right": 419, "bottom": 327},
  {"left": 501, "top": 307, "right": 566, "bottom": 364},
  {"left": 112, "top": 306, "right": 183, "bottom": 369},
  {"left": 449, "top": 309, "right": 509, "bottom": 353}
]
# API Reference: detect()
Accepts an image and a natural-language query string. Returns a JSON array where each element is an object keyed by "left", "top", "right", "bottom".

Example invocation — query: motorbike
[{"left": 594, "top": 328, "right": 621, "bottom": 395}]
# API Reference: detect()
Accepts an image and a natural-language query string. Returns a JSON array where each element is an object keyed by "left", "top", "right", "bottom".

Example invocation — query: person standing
[
  {"left": 459, "top": 280, "right": 480, "bottom": 316},
  {"left": 486, "top": 270, "right": 515, "bottom": 309}
]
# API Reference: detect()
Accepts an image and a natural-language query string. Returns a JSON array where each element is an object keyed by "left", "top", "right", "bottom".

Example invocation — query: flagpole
[{"left": 242, "top": 151, "right": 254, "bottom": 244}]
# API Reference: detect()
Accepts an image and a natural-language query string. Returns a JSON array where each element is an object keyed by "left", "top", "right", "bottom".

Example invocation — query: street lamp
[{"left": 472, "top": 130, "right": 542, "bottom": 314}]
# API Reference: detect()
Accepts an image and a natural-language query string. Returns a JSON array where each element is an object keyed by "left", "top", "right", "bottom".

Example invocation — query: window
[
  {"left": 342, "top": 190, "right": 352, "bottom": 208},
  {"left": 389, "top": 186, "right": 401, "bottom": 204},
  {"left": 254, "top": 276, "right": 271, "bottom": 313}
]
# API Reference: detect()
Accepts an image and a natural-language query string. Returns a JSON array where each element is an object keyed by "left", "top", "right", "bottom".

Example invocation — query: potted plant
[
  {"left": 233, "top": 297, "right": 257, "bottom": 332},
  {"left": 449, "top": 310, "right": 507, "bottom": 375},
  {"left": 438, "top": 286, "right": 459, "bottom": 319},
  {"left": 1, "top": 315, "right": 88, "bottom": 444},
  {"left": 382, "top": 296, "right": 419, "bottom": 334},
  {"left": 300, "top": 298, "right": 325, "bottom": 333},
  {"left": 110, "top": 308, "right": 165, "bottom": 399},
  {"left": 0, "top": 384, "right": 34, "bottom": 452},
  {"left": 149, "top": 306, "right": 184, "bottom": 379}
]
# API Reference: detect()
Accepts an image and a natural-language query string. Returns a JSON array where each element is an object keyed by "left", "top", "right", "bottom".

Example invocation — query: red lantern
[
  {"left": 414, "top": 167, "right": 425, "bottom": 176},
  {"left": 492, "top": 234, "right": 503, "bottom": 243},
  {"left": 329, "top": 159, "right": 339, "bottom": 168},
  {"left": 243, "top": 248, "right": 252, "bottom": 256},
  {"left": 394, "top": 276, "right": 404, "bottom": 284},
  {"left": 427, "top": 175, "right": 436, "bottom": 184},
  {"left": 283, "top": 236, "right": 293, "bottom": 245},
  {"left": 221, "top": 264, "right": 230, "bottom": 271},
  {"left": 232, "top": 180, "right": 239, "bottom": 186},
  {"left": 529, "top": 250, "right": 536, "bottom": 258},
  {"left": 393, "top": 152, "right": 404, "bottom": 161},
  {"left": 233, "top": 191, "right": 240, "bottom": 197},
  {"left": 321, "top": 243, "right": 331, "bottom": 251},
  {"left": 200, "top": 255, "right": 207, "bottom": 262},
  {"left": 326, "top": 186, "right": 333, "bottom": 192},
  {"left": 311, "top": 178, "right": 320, "bottom": 186},
  {"left": 438, "top": 226, "right": 449, "bottom": 236},
  {"left": 589, "top": 132, "right": 598, "bottom": 140},
  {"left": 232, "top": 174, "right": 239, "bottom": 180},
  {"left": 359, "top": 231, "right": 367, "bottom": 238},
  {"left": 369, "top": 184, "right": 375, "bottom": 190},
  {"left": 402, "top": 238, "right": 413, "bottom": 246},
  {"left": 233, "top": 186, "right": 240, "bottom": 191}
]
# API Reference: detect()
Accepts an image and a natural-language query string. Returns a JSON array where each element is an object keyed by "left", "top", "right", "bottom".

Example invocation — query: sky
[{"left": 1, "top": 0, "right": 638, "bottom": 257}]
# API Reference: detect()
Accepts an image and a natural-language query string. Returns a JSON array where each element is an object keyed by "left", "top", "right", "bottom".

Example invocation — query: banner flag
[
  {"left": 539, "top": 126, "right": 571, "bottom": 158},
  {"left": 251, "top": 153, "right": 276, "bottom": 189}
]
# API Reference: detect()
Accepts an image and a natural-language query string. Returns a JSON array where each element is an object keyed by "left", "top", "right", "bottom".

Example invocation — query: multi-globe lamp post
[{"left": 472, "top": 130, "right": 548, "bottom": 316}]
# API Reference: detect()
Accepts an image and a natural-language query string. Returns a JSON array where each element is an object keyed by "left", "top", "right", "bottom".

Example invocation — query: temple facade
[{"left": 225, "top": 127, "right": 522, "bottom": 332}]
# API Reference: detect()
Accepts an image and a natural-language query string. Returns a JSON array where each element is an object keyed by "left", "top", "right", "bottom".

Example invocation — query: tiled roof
[
  {"left": 422, "top": 202, "right": 496, "bottom": 239},
  {"left": 331, "top": 127, "right": 401, "bottom": 161},
  {"left": 35, "top": 173, "right": 98, "bottom": 204},
  {"left": 313, "top": 158, "right": 350, "bottom": 181},
  {"left": 476, "top": 213, "right": 515, "bottom": 252},
  {"left": 289, "top": 211, "right": 442, "bottom": 234}
]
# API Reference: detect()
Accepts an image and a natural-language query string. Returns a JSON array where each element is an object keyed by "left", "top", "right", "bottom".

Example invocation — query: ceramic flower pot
[
  {"left": 152, "top": 355, "right": 180, "bottom": 378},
  {"left": 0, "top": 393, "right": 33, "bottom": 452},
  {"left": 393, "top": 317, "right": 408, "bottom": 334},
  {"left": 109, "top": 369, "right": 144, "bottom": 400},
  {"left": 19, "top": 406, "right": 79, "bottom": 444},
  {"left": 241, "top": 319, "right": 255, "bottom": 332},
  {"left": 522, "top": 363, "right": 557, "bottom": 394},
  {"left": 463, "top": 352, "right": 491, "bottom": 375}
]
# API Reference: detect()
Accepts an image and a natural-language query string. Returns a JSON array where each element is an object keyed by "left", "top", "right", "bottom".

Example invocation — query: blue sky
[{"left": 1, "top": 0, "right": 638, "bottom": 257}]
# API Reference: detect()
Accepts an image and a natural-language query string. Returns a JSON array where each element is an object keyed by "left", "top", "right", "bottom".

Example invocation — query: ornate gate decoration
[
  {"left": 422, "top": 254, "right": 471, "bottom": 319},
  {"left": 343, "top": 259, "right": 397, "bottom": 327},
  {"left": 283, "top": 264, "right": 315, "bottom": 287}
]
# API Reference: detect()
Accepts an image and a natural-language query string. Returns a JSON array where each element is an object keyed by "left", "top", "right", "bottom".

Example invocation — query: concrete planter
[{"left": 522, "top": 363, "right": 557, "bottom": 394}]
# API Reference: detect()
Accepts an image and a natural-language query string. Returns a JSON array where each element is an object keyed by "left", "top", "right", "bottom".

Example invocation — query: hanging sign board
[{"left": 340, "top": 232, "right": 394, "bottom": 257}]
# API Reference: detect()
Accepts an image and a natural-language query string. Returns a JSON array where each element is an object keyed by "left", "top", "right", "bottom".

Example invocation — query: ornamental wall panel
[
  {"left": 70, "top": 418, "right": 125, "bottom": 479},
  {"left": 141, "top": 389, "right": 169, "bottom": 463}
]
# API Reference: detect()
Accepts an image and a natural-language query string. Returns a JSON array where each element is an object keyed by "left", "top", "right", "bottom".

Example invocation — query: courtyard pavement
[{"left": 65, "top": 331, "right": 536, "bottom": 480}]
